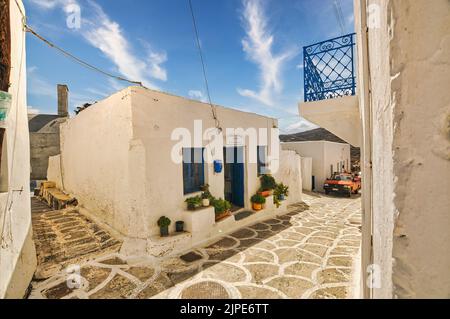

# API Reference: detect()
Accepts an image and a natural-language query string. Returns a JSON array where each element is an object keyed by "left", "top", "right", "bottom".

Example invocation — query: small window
[
  {"left": 0, "top": 128, "right": 8, "bottom": 192},
  {"left": 257, "top": 146, "right": 267, "bottom": 176},
  {"left": 183, "top": 148, "right": 205, "bottom": 195}
]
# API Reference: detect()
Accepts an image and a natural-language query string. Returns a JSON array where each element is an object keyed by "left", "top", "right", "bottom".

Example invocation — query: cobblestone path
[
  {"left": 30, "top": 193, "right": 361, "bottom": 299},
  {"left": 31, "top": 198, "right": 122, "bottom": 280}
]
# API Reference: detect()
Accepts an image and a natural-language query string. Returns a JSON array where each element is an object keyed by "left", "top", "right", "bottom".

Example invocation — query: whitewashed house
[
  {"left": 299, "top": 0, "right": 450, "bottom": 298},
  {"left": 282, "top": 141, "right": 351, "bottom": 192},
  {"left": 48, "top": 87, "right": 302, "bottom": 256},
  {"left": 0, "top": 0, "right": 37, "bottom": 299}
]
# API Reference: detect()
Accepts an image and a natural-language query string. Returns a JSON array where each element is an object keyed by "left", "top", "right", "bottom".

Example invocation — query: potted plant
[
  {"left": 185, "top": 196, "right": 202, "bottom": 211},
  {"left": 176, "top": 221, "right": 184, "bottom": 232},
  {"left": 200, "top": 184, "right": 212, "bottom": 207},
  {"left": 251, "top": 193, "right": 266, "bottom": 211},
  {"left": 274, "top": 183, "right": 289, "bottom": 201},
  {"left": 201, "top": 192, "right": 211, "bottom": 207},
  {"left": 157, "top": 216, "right": 171, "bottom": 237},
  {"left": 212, "top": 198, "right": 232, "bottom": 221},
  {"left": 259, "top": 174, "right": 277, "bottom": 197}
]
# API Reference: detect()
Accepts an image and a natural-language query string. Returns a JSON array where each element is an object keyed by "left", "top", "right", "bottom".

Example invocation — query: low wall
[
  {"left": 30, "top": 133, "right": 60, "bottom": 180},
  {"left": 301, "top": 157, "right": 313, "bottom": 191},
  {"left": 275, "top": 150, "right": 303, "bottom": 205}
]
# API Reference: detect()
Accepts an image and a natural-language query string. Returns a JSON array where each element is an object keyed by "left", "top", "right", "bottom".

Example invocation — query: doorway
[{"left": 224, "top": 147, "right": 245, "bottom": 209}]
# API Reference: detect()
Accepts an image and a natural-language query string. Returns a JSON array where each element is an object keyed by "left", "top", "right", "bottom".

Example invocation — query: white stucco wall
[
  {"left": 130, "top": 87, "right": 279, "bottom": 237},
  {"left": 356, "top": 0, "right": 450, "bottom": 298},
  {"left": 54, "top": 87, "right": 286, "bottom": 243},
  {"left": 323, "top": 141, "right": 351, "bottom": 175},
  {"left": 300, "top": 157, "right": 313, "bottom": 191},
  {"left": 282, "top": 141, "right": 350, "bottom": 192},
  {"left": 47, "top": 154, "right": 63, "bottom": 189},
  {"left": 299, "top": 95, "right": 362, "bottom": 147},
  {"left": 0, "top": 0, "right": 37, "bottom": 299},
  {"left": 56, "top": 89, "right": 139, "bottom": 237},
  {"left": 274, "top": 150, "right": 303, "bottom": 205}
]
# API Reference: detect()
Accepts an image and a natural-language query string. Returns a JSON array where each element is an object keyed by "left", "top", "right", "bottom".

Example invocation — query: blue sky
[{"left": 25, "top": 0, "right": 354, "bottom": 133}]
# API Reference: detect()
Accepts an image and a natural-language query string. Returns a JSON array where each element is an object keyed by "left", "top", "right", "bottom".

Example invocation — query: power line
[
  {"left": 188, "top": 0, "right": 221, "bottom": 131},
  {"left": 333, "top": 0, "right": 345, "bottom": 35},
  {"left": 13, "top": 0, "right": 143, "bottom": 87},
  {"left": 25, "top": 25, "right": 144, "bottom": 87}
]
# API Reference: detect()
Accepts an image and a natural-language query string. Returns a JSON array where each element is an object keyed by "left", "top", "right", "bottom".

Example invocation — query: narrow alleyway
[
  {"left": 31, "top": 198, "right": 122, "bottom": 281},
  {"left": 30, "top": 193, "right": 361, "bottom": 299}
]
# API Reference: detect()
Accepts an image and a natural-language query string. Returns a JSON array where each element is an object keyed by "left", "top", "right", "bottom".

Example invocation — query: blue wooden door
[
  {"left": 224, "top": 147, "right": 245, "bottom": 207},
  {"left": 233, "top": 147, "right": 245, "bottom": 207}
]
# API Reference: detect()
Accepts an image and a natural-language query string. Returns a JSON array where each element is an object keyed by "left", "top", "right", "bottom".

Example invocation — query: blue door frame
[{"left": 224, "top": 147, "right": 245, "bottom": 207}]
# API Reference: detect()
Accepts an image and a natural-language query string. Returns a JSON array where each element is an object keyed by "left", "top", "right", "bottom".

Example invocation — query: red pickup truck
[{"left": 324, "top": 173, "right": 361, "bottom": 197}]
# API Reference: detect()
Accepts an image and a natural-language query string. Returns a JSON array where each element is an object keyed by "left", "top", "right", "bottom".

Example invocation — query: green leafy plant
[
  {"left": 251, "top": 194, "right": 266, "bottom": 204},
  {"left": 157, "top": 216, "right": 171, "bottom": 228},
  {"left": 212, "top": 198, "right": 231, "bottom": 215},
  {"left": 274, "top": 183, "right": 289, "bottom": 199},
  {"left": 200, "top": 184, "right": 212, "bottom": 200},
  {"left": 260, "top": 174, "right": 277, "bottom": 191},
  {"left": 274, "top": 196, "right": 281, "bottom": 208},
  {"left": 185, "top": 196, "right": 202, "bottom": 210}
]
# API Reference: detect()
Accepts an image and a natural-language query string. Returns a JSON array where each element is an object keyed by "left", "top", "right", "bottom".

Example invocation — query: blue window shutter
[
  {"left": 183, "top": 148, "right": 205, "bottom": 195},
  {"left": 257, "top": 146, "right": 267, "bottom": 176}
]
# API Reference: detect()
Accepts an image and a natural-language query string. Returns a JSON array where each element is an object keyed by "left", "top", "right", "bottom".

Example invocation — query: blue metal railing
[{"left": 303, "top": 33, "right": 356, "bottom": 102}]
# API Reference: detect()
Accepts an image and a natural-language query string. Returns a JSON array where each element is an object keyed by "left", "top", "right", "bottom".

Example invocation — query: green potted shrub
[
  {"left": 212, "top": 198, "right": 232, "bottom": 221},
  {"left": 251, "top": 193, "right": 266, "bottom": 211},
  {"left": 273, "top": 183, "right": 289, "bottom": 208},
  {"left": 200, "top": 184, "right": 212, "bottom": 207},
  {"left": 275, "top": 183, "right": 289, "bottom": 201},
  {"left": 157, "top": 216, "right": 171, "bottom": 237},
  {"left": 185, "top": 196, "right": 202, "bottom": 211},
  {"left": 259, "top": 174, "right": 277, "bottom": 197}
]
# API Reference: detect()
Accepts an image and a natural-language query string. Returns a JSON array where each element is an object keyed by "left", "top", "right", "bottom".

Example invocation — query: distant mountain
[{"left": 280, "top": 128, "right": 361, "bottom": 171}]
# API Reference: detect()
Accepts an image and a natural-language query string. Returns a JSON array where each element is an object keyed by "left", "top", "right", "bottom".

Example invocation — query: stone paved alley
[{"left": 29, "top": 193, "right": 362, "bottom": 299}]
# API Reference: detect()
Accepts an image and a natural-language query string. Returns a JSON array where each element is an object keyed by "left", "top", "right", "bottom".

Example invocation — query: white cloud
[
  {"left": 27, "top": 66, "right": 55, "bottom": 97},
  {"left": 29, "top": 0, "right": 168, "bottom": 89},
  {"left": 27, "top": 107, "right": 41, "bottom": 115},
  {"left": 84, "top": 87, "right": 108, "bottom": 98},
  {"left": 28, "top": 0, "right": 62, "bottom": 9},
  {"left": 82, "top": 1, "right": 167, "bottom": 88},
  {"left": 188, "top": 90, "right": 207, "bottom": 103},
  {"left": 147, "top": 51, "right": 168, "bottom": 82},
  {"left": 28, "top": 0, "right": 78, "bottom": 12},
  {"left": 282, "top": 119, "right": 318, "bottom": 134},
  {"left": 238, "top": 0, "right": 296, "bottom": 106},
  {"left": 27, "top": 66, "right": 98, "bottom": 112}
]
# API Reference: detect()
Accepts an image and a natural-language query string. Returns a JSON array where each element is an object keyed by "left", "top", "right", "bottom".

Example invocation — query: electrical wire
[
  {"left": 333, "top": 0, "right": 346, "bottom": 35},
  {"left": 188, "top": 0, "right": 221, "bottom": 131},
  {"left": 13, "top": 0, "right": 143, "bottom": 87},
  {"left": 24, "top": 26, "right": 144, "bottom": 87}
]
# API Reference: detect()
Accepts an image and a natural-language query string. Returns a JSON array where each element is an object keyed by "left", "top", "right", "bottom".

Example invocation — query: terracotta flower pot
[
  {"left": 215, "top": 210, "right": 231, "bottom": 222},
  {"left": 259, "top": 190, "right": 272, "bottom": 197},
  {"left": 252, "top": 203, "right": 263, "bottom": 211}
]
